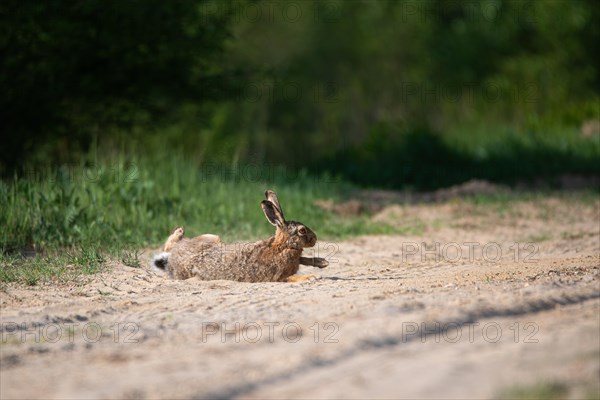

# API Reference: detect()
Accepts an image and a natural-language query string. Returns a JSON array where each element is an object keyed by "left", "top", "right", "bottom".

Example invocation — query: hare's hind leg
[
  {"left": 195, "top": 234, "right": 221, "bottom": 244},
  {"left": 287, "top": 275, "right": 318, "bottom": 283},
  {"left": 164, "top": 226, "right": 185, "bottom": 251}
]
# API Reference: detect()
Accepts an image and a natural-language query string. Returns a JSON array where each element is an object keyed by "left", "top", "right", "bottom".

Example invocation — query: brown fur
[
  {"left": 163, "top": 227, "right": 221, "bottom": 253},
  {"left": 162, "top": 190, "right": 325, "bottom": 282}
]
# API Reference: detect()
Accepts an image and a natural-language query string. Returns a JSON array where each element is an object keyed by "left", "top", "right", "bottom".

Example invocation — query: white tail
[{"left": 152, "top": 252, "right": 170, "bottom": 274}]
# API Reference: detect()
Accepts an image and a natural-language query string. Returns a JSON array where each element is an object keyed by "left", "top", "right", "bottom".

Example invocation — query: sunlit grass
[
  {"left": 1, "top": 150, "right": 598, "bottom": 285},
  {"left": 0, "top": 156, "right": 406, "bottom": 284}
]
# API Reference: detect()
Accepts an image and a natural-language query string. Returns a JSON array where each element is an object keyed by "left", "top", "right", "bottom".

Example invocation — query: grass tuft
[{"left": 499, "top": 382, "right": 569, "bottom": 400}]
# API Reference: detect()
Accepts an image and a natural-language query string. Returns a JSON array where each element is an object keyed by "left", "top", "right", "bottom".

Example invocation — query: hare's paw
[
  {"left": 173, "top": 226, "right": 185, "bottom": 238},
  {"left": 300, "top": 257, "right": 329, "bottom": 268},
  {"left": 164, "top": 226, "right": 185, "bottom": 251},
  {"left": 287, "top": 275, "right": 319, "bottom": 283}
]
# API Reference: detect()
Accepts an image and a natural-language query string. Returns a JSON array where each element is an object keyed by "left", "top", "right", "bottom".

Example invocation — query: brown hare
[{"left": 152, "top": 190, "right": 328, "bottom": 282}]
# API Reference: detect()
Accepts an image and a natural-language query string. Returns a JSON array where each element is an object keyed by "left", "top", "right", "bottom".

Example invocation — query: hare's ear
[
  {"left": 261, "top": 200, "right": 286, "bottom": 228},
  {"left": 265, "top": 190, "right": 284, "bottom": 219}
]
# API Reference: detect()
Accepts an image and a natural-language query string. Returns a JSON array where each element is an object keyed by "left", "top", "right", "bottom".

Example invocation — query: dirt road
[{"left": 1, "top": 196, "right": 599, "bottom": 399}]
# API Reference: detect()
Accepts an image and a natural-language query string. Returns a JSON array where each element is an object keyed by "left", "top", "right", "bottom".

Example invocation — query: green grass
[
  {"left": 0, "top": 158, "right": 396, "bottom": 249},
  {"left": 0, "top": 156, "right": 406, "bottom": 285},
  {"left": 1, "top": 145, "right": 598, "bottom": 286},
  {"left": 0, "top": 246, "right": 105, "bottom": 286},
  {"left": 319, "top": 122, "right": 599, "bottom": 190},
  {"left": 498, "top": 382, "right": 569, "bottom": 400}
]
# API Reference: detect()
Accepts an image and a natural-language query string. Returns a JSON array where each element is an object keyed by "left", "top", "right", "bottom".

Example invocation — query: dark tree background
[
  {"left": 1, "top": 0, "right": 598, "bottom": 187},
  {"left": 1, "top": 0, "right": 233, "bottom": 171}
]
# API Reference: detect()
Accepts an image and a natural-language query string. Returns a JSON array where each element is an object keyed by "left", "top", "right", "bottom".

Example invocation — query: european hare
[{"left": 152, "top": 190, "right": 328, "bottom": 282}]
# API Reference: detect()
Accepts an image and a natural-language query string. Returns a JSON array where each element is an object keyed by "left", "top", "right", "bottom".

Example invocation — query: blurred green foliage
[{"left": 1, "top": 0, "right": 599, "bottom": 187}]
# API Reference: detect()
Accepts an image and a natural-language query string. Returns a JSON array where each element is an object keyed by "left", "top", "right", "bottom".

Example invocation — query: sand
[{"left": 1, "top": 196, "right": 599, "bottom": 399}]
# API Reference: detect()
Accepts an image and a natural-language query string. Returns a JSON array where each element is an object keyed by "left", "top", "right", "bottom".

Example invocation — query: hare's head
[{"left": 261, "top": 190, "right": 317, "bottom": 249}]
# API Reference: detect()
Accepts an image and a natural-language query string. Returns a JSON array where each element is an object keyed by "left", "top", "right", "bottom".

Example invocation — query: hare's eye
[{"left": 298, "top": 227, "right": 306, "bottom": 235}]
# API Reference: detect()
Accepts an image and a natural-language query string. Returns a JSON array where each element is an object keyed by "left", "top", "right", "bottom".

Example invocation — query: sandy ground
[{"left": 1, "top": 196, "right": 599, "bottom": 399}]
